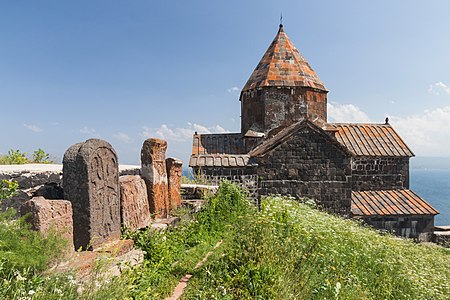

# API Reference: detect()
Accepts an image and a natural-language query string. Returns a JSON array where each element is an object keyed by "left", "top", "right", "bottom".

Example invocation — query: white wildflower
[
  {"left": 16, "top": 273, "right": 26, "bottom": 281},
  {"left": 335, "top": 281, "right": 341, "bottom": 295}
]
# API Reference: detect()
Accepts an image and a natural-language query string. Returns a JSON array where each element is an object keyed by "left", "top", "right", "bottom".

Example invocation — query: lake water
[{"left": 410, "top": 169, "right": 450, "bottom": 226}]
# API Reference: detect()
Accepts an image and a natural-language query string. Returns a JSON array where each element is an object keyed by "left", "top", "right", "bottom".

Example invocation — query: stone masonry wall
[
  {"left": 360, "top": 215, "right": 434, "bottom": 242},
  {"left": 256, "top": 127, "right": 352, "bottom": 215},
  {"left": 240, "top": 87, "right": 327, "bottom": 134},
  {"left": 351, "top": 157, "right": 409, "bottom": 191},
  {"left": 192, "top": 166, "right": 258, "bottom": 201}
]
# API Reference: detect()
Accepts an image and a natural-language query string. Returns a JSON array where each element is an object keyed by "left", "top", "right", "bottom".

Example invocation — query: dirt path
[{"left": 165, "top": 240, "right": 223, "bottom": 300}]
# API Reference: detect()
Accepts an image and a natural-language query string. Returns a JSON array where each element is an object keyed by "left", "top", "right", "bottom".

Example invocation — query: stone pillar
[
  {"left": 20, "top": 196, "right": 74, "bottom": 253},
  {"left": 141, "top": 138, "right": 168, "bottom": 218},
  {"left": 166, "top": 157, "right": 183, "bottom": 211},
  {"left": 119, "top": 175, "right": 151, "bottom": 230},
  {"left": 63, "top": 139, "right": 120, "bottom": 250}
]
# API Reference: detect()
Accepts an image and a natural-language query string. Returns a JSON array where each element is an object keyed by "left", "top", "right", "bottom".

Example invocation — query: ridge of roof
[
  {"left": 249, "top": 118, "right": 352, "bottom": 158},
  {"left": 242, "top": 25, "right": 327, "bottom": 92},
  {"left": 331, "top": 123, "right": 388, "bottom": 126}
]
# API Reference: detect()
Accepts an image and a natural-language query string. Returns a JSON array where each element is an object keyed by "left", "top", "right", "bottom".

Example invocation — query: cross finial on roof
[{"left": 280, "top": 13, "right": 283, "bottom": 27}]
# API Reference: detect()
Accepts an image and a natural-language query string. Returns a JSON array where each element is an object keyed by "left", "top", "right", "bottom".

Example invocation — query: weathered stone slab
[
  {"left": 119, "top": 175, "right": 150, "bottom": 230},
  {"left": 141, "top": 138, "right": 168, "bottom": 218},
  {"left": 20, "top": 196, "right": 74, "bottom": 252},
  {"left": 181, "top": 184, "right": 219, "bottom": 200},
  {"left": 63, "top": 139, "right": 120, "bottom": 250},
  {"left": 166, "top": 158, "right": 183, "bottom": 211}
]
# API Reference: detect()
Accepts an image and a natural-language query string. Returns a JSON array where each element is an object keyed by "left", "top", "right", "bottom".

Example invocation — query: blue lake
[{"left": 410, "top": 169, "right": 450, "bottom": 226}]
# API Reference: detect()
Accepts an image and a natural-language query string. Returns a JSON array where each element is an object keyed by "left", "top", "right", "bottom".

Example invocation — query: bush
[
  {"left": 32, "top": 148, "right": 52, "bottom": 164},
  {"left": 0, "top": 148, "right": 54, "bottom": 165},
  {"left": 0, "top": 179, "right": 18, "bottom": 201},
  {"left": 0, "top": 149, "right": 29, "bottom": 164}
]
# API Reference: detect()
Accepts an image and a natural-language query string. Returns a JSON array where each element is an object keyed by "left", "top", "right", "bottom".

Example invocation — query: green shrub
[
  {"left": 0, "top": 148, "right": 54, "bottom": 165},
  {"left": 32, "top": 148, "right": 53, "bottom": 164},
  {"left": 0, "top": 179, "right": 18, "bottom": 201},
  {"left": 0, "top": 149, "right": 29, "bottom": 164}
]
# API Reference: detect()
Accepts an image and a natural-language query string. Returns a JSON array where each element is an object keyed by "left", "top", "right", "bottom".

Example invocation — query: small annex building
[{"left": 189, "top": 24, "right": 439, "bottom": 241}]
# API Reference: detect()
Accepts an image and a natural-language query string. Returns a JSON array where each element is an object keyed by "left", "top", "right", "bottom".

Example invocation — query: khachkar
[
  {"left": 141, "top": 138, "right": 169, "bottom": 218},
  {"left": 63, "top": 139, "right": 120, "bottom": 250},
  {"left": 166, "top": 157, "right": 183, "bottom": 210}
]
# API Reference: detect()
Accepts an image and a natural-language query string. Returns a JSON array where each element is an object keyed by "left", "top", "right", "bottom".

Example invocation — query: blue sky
[{"left": 1, "top": 1, "right": 450, "bottom": 164}]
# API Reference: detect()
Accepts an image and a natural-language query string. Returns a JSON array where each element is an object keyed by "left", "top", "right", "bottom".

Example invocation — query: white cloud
[
  {"left": 113, "top": 132, "right": 132, "bottom": 143},
  {"left": 328, "top": 102, "right": 450, "bottom": 156},
  {"left": 389, "top": 106, "right": 450, "bottom": 157},
  {"left": 23, "top": 124, "right": 42, "bottom": 132},
  {"left": 227, "top": 86, "right": 240, "bottom": 95},
  {"left": 80, "top": 127, "right": 99, "bottom": 137},
  {"left": 428, "top": 82, "right": 450, "bottom": 96},
  {"left": 327, "top": 103, "right": 371, "bottom": 123},
  {"left": 142, "top": 123, "right": 230, "bottom": 142}
]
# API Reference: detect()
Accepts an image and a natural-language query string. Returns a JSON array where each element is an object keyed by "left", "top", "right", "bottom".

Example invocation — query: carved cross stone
[
  {"left": 141, "top": 138, "right": 169, "bottom": 218},
  {"left": 166, "top": 157, "right": 183, "bottom": 211},
  {"left": 63, "top": 139, "right": 120, "bottom": 250}
]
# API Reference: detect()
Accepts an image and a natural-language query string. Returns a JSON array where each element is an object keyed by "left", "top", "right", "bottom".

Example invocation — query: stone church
[{"left": 189, "top": 24, "right": 438, "bottom": 241}]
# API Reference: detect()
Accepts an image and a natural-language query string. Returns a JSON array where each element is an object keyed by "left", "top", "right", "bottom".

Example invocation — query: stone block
[
  {"left": 20, "top": 196, "right": 74, "bottom": 252},
  {"left": 141, "top": 138, "right": 169, "bottom": 218},
  {"left": 119, "top": 175, "right": 150, "bottom": 230},
  {"left": 63, "top": 139, "right": 121, "bottom": 250},
  {"left": 166, "top": 157, "right": 183, "bottom": 211}
]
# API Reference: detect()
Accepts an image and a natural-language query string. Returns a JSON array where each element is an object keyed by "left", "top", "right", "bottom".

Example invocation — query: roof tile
[
  {"left": 333, "top": 123, "right": 414, "bottom": 157},
  {"left": 189, "top": 154, "right": 250, "bottom": 168},
  {"left": 351, "top": 190, "right": 439, "bottom": 216},
  {"left": 242, "top": 25, "right": 326, "bottom": 92}
]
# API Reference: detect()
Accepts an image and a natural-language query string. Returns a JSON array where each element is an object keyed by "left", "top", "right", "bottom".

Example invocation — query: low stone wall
[
  {"left": 192, "top": 166, "right": 258, "bottom": 201},
  {"left": 361, "top": 215, "right": 435, "bottom": 242},
  {"left": 433, "top": 226, "right": 450, "bottom": 248},
  {"left": 0, "top": 164, "right": 141, "bottom": 212}
]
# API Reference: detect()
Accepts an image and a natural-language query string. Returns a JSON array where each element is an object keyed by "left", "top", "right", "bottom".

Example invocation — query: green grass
[
  {"left": 120, "top": 181, "right": 254, "bottom": 299},
  {"left": 0, "top": 208, "right": 74, "bottom": 299},
  {"left": 184, "top": 195, "right": 450, "bottom": 300},
  {"left": 1, "top": 182, "right": 448, "bottom": 299}
]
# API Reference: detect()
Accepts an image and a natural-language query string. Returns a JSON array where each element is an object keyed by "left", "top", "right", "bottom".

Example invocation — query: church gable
[{"left": 253, "top": 120, "right": 352, "bottom": 215}]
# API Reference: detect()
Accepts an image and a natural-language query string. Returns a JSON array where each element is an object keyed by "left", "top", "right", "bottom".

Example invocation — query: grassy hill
[
  {"left": 1, "top": 182, "right": 449, "bottom": 299},
  {"left": 183, "top": 194, "right": 449, "bottom": 299}
]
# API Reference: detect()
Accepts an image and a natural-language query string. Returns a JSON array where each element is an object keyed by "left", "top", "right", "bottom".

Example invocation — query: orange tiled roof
[
  {"left": 351, "top": 190, "right": 439, "bottom": 216},
  {"left": 333, "top": 123, "right": 414, "bottom": 157},
  {"left": 189, "top": 154, "right": 250, "bottom": 167},
  {"left": 242, "top": 25, "right": 327, "bottom": 92}
]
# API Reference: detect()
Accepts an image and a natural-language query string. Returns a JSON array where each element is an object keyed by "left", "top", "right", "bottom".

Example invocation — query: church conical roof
[{"left": 242, "top": 25, "right": 327, "bottom": 92}]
